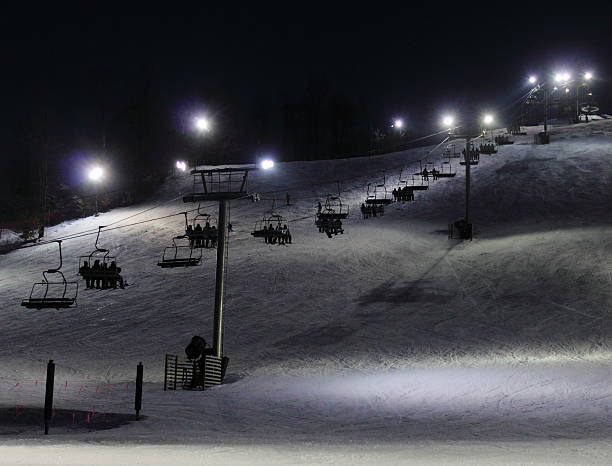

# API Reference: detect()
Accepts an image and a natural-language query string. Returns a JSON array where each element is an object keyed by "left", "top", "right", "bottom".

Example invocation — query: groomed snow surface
[{"left": 1, "top": 121, "right": 611, "bottom": 464}]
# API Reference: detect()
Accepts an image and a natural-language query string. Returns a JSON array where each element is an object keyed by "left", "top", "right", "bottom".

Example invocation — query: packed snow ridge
[{"left": 0, "top": 120, "right": 610, "bottom": 464}]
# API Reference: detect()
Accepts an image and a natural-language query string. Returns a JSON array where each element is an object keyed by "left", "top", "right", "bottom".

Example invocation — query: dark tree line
[
  {"left": 280, "top": 84, "right": 401, "bottom": 161},
  {"left": 0, "top": 76, "right": 408, "bottom": 236}
]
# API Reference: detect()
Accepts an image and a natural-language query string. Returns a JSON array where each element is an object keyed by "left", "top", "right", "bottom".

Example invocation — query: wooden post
[
  {"left": 135, "top": 362, "right": 143, "bottom": 420},
  {"left": 44, "top": 359, "right": 55, "bottom": 435}
]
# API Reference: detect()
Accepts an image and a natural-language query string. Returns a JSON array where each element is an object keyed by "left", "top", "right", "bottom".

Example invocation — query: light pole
[
  {"left": 391, "top": 118, "right": 404, "bottom": 149},
  {"left": 193, "top": 115, "right": 211, "bottom": 167},
  {"left": 87, "top": 166, "right": 104, "bottom": 216},
  {"left": 483, "top": 114, "right": 494, "bottom": 141},
  {"left": 576, "top": 72, "right": 593, "bottom": 123},
  {"left": 175, "top": 160, "right": 188, "bottom": 176},
  {"left": 529, "top": 72, "right": 569, "bottom": 138}
]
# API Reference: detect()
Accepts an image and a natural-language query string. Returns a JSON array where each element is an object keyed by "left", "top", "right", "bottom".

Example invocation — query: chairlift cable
[{"left": 13, "top": 125, "right": 474, "bottom": 255}]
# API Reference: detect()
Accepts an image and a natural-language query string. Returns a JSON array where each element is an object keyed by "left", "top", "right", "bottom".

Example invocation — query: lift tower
[
  {"left": 183, "top": 166, "right": 251, "bottom": 383},
  {"left": 448, "top": 121, "right": 482, "bottom": 240}
]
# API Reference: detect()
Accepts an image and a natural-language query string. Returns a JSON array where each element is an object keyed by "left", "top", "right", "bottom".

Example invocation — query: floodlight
[
  {"left": 528, "top": 76, "right": 537, "bottom": 84},
  {"left": 483, "top": 114, "right": 494, "bottom": 125},
  {"left": 88, "top": 166, "right": 104, "bottom": 182},
  {"left": 584, "top": 71, "right": 593, "bottom": 80},
  {"left": 194, "top": 116, "right": 210, "bottom": 132},
  {"left": 260, "top": 159, "right": 274, "bottom": 170},
  {"left": 442, "top": 115, "right": 454, "bottom": 127},
  {"left": 394, "top": 119, "right": 403, "bottom": 129},
  {"left": 176, "top": 160, "right": 187, "bottom": 172}
]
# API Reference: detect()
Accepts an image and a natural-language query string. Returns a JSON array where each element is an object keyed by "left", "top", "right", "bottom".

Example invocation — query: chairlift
[
  {"left": 495, "top": 134, "right": 514, "bottom": 145},
  {"left": 317, "top": 195, "right": 349, "bottom": 220},
  {"left": 410, "top": 173, "right": 429, "bottom": 190},
  {"left": 157, "top": 236, "right": 202, "bottom": 268},
  {"left": 315, "top": 195, "right": 348, "bottom": 238},
  {"left": 78, "top": 226, "right": 125, "bottom": 290},
  {"left": 437, "top": 161, "right": 457, "bottom": 178},
  {"left": 420, "top": 161, "right": 444, "bottom": 181},
  {"left": 21, "top": 240, "right": 78, "bottom": 309},
  {"left": 443, "top": 143, "right": 461, "bottom": 159},
  {"left": 397, "top": 168, "right": 408, "bottom": 187},
  {"left": 459, "top": 155, "right": 480, "bottom": 166},
  {"left": 365, "top": 183, "right": 393, "bottom": 205},
  {"left": 391, "top": 170, "right": 416, "bottom": 202},
  {"left": 460, "top": 145, "right": 480, "bottom": 165},
  {"left": 252, "top": 213, "right": 292, "bottom": 244},
  {"left": 187, "top": 205, "right": 218, "bottom": 249},
  {"left": 479, "top": 142, "right": 498, "bottom": 154}
]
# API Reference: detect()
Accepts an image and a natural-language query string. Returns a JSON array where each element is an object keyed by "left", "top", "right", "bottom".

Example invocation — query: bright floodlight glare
[
  {"left": 176, "top": 160, "right": 187, "bottom": 171},
  {"left": 554, "top": 73, "right": 563, "bottom": 83},
  {"left": 88, "top": 166, "right": 104, "bottom": 182},
  {"left": 528, "top": 76, "right": 537, "bottom": 84},
  {"left": 442, "top": 116, "right": 454, "bottom": 127},
  {"left": 394, "top": 119, "right": 403, "bottom": 128},
  {"left": 194, "top": 116, "right": 210, "bottom": 132},
  {"left": 565, "top": 88, "right": 570, "bottom": 93},
  {"left": 584, "top": 71, "right": 593, "bottom": 80},
  {"left": 483, "top": 114, "right": 494, "bottom": 125},
  {"left": 260, "top": 159, "right": 274, "bottom": 170}
]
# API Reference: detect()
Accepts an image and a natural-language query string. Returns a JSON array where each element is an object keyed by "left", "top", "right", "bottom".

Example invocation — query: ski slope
[{"left": 1, "top": 121, "right": 611, "bottom": 464}]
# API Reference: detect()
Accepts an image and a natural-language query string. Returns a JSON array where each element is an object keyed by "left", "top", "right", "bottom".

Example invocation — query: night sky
[{"left": 1, "top": 8, "right": 611, "bottom": 158}]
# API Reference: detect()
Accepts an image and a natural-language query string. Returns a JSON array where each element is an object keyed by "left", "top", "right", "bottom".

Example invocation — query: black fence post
[
  {"left": 135, "top": 362, "right": 143, "bottom": 420},
  {"left": 44, "top": 359, "right": 55, "bottom": 435}
]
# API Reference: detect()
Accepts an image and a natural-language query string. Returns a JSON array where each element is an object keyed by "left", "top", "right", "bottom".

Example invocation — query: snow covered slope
[{"left": 1, "top": 120, "right": 610, "bottom": 464}]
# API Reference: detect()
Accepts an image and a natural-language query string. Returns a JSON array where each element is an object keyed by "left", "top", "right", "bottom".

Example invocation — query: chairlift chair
[
  {"left": 392, "top": 169, "right": 416, "bottom": 202},
  {"left": 251, "top": 213, "right": 290, "bottom": 244},
  {"left": 443, "top": 143, "right": 461, "bottom": 159},
  {"left": 157, "top": 236, "right": 202, "bottom": 268},
  {"left": 410, "top": 173, "right": 429, "bottom": 190},
  {"left": 21, "top": 241, "right": 78, "bottom": 309},
  {"left": 459, "top": 146, "right": 480, "bottom": 166},
  {"left": 479, "top": 142, "right": 498, "bottom": 154},
  {"left": 424, "top": 162, "right": 443, "bottom": 181},
  {"left": 252, "top": 213, "right": 284, "bottom": 235},
  {"left": 437, "top": 161, "right": 457, "bottom": 178},
  {"left": 397, "top": 168, "right": 408, "bottom": 187},
  {"left": 77, "top": 226, "right": 125, "bottom": 290},
  {"left": 459, "top": 158, "right": 479, "bottom": 166},
  {"left": 365, "top": 183, "right": 393, "bottom": 205},
  {"left": 187, "top": 206, "right": 218, "bottom": 249},
  {"left": 317, "top": 195, "right": 349, "bottom": 220},
  {"left": 495, "top": 134, "right": 514, "bottom": 145},
  {"left": 315, "top": 195, "right": 348, "bottom": 237}
]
